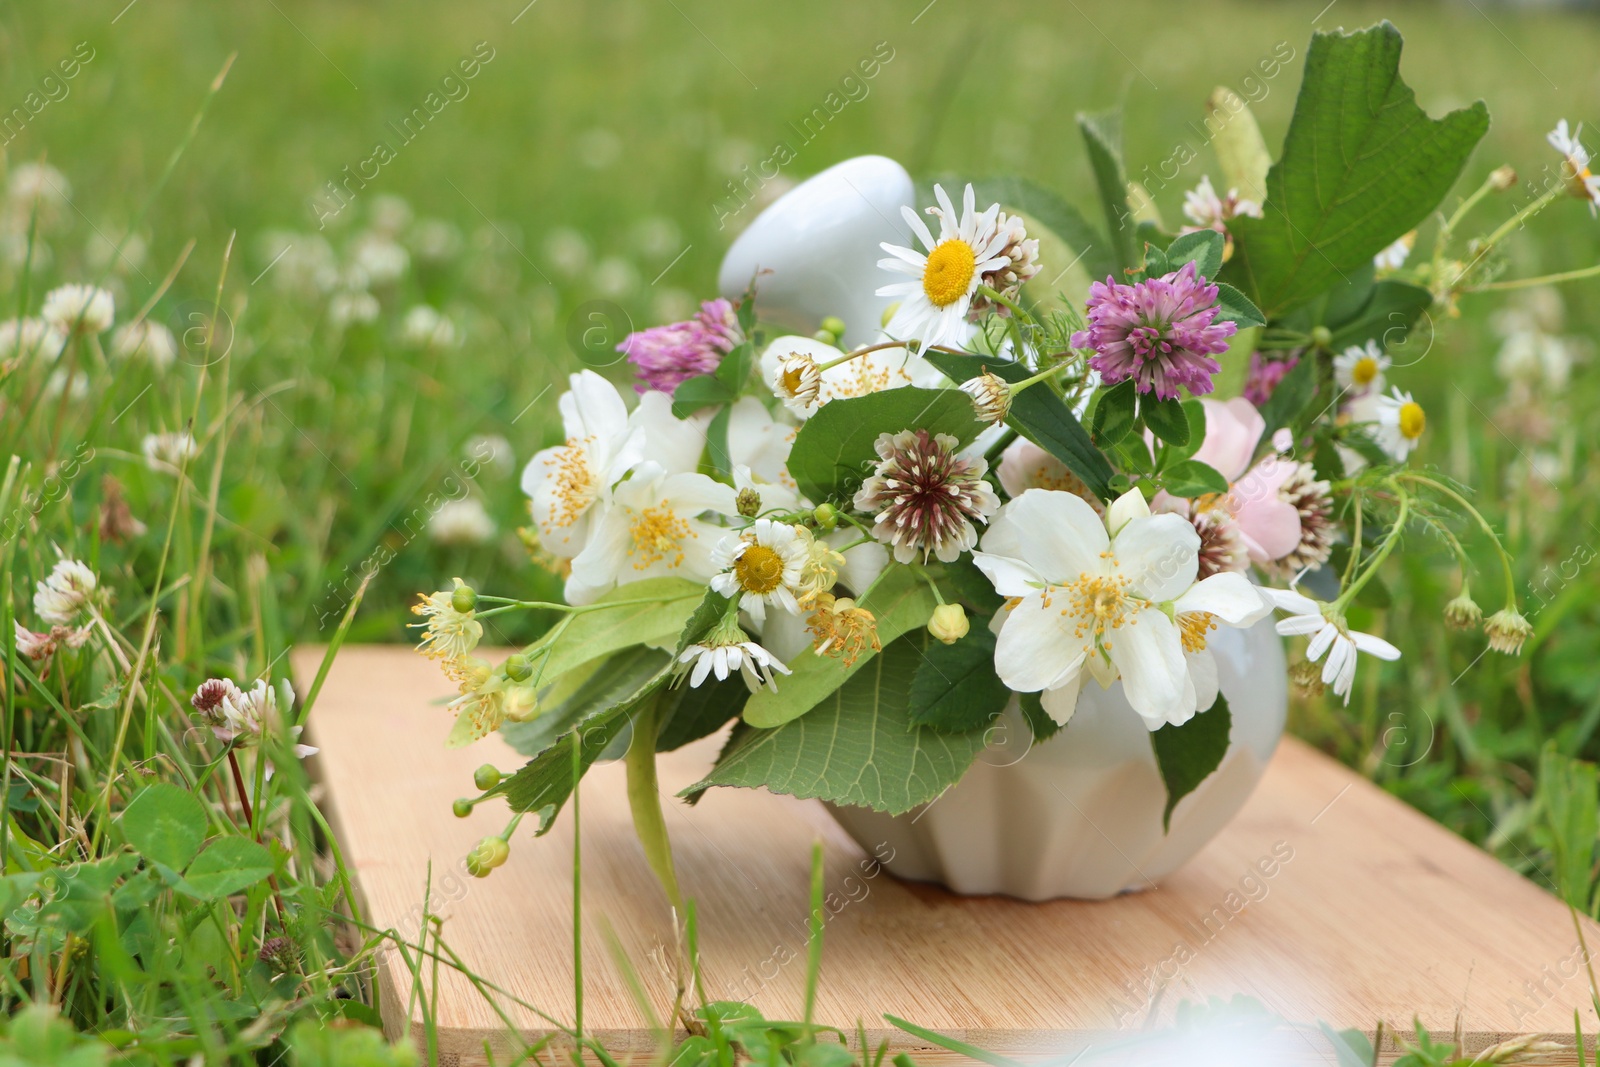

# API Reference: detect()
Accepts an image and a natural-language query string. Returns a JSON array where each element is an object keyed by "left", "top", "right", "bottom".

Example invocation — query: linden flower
[
  {"left": 35, "top": 559, "right": 99, "bottom": 626},
  {"left": 973, "top": 488, "right": 1269, "bottom": 728},
  {"left": 566, "top": 461, "right": 738, "bottom": 604},
  {"left": 877, "top": 183, "right": 1011, "bottom": 349},
  {"left": 521, "top": 370, "right": 646, "bottom": 557},
  {"left": 1333, "top": 340, "right": 1390, "bottom": 397},
  {"left": 41, "top": 284, "right": 114, "bottom": 336},
  {"left": 792, "top": 526, "right": 846, "bottom": 607},
  {"left": 709, "top": 519, "right": 809, "bottom": 623},
  {"left": 854, "top": 429, "right": 1000, "bottom": 564},
  {"left": 411, "top": 579, "right": 483, "bottom": 660},
  {"left": 1264, "top": 588, "right": 1400, "bottom": 704},
  {"left": 805, "top": 592, "right": 881, "bottom": 667},
  {"left": 1548, "top": 120, "right": 1600, "bottom": 215},
  {"left": 1372, "top": 387, "right": 1426, "bottom": 462}
]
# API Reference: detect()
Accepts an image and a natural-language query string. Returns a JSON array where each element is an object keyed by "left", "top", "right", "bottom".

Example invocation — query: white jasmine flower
[
  {"left": 110, "top": 320, "right": 178, "bottom": 370},
  {"left": 142, "top": 431, "right": 199, "bottom": 472},
  {"left": 1263, "top": 588, "right": 1400, "bottom": 703},
  {"left": 709, "top": 519, "right": 809, "bottom": 623},
  {"left": 973, "top": 488, "right": 1268, "bottom": 728},
  {"left": 1371, "top": 387, "right": 1426, "bottom": 462},
  {"left": 400, "top": 304, "right": 459, "bottom": 349},
  {"left": 760, "top": 335, "right": 934, "bottom": 419},
  {"left": 877, "top": 183, "right": 1010, "bottom": 349},
  {"left": 35, "top": 559, "right": 99, "bottom": 625},
  {"left": 1373, "top": 232, "right": 1416, "bottom": 271},
  {"left": 429, "top": 498, "right": 496, "bottom": 546},
  {"left": 521, "top": 371, "right": 645, "bottom": 558},
  {"left": 0, "top": 317, "right": 65, "bottom": 361},
  {"left": 564, "top": 461, "right": 738, "bottom": 604},
  {"left": 1548, "top": 119, "right": 1600, "bottom": 215},
  {"left": 1333, "top": 340, "right": 1390, "bottom": 396},
  {"left": 41, "top": 284, "right": 114, "bottom": 335},
  {"left": 726, "top": 396, "right": 798, "bottom": 490}
]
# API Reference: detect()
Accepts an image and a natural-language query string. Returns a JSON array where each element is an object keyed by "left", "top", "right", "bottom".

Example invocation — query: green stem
[
  {"left": 814, "top": 339, "right": 909, "bottom": 372},
  {"left": 1470, "top": 262, "right": 1600, "bottom": 292},
  {"left": 1334, "top": 484, "right": 1409, "bottom": 614},
  {"left": 1398, "top": 472, "right": 1519, "bottom": 609},
  {"left": 624, "top": 694, "right": 682, "bottom": 909}
]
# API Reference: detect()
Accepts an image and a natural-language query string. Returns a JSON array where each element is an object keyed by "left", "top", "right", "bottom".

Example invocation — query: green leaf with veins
[
  {"left": 684, "top": 636, "right": 991, "bottom": 814},
  {"left": 785, "top": 387, "right": 984, "bottom": 505},
  {"left": 908, "top": 625, "right": 1011, "bottom": 733},
  {"left": 523, "top": 577, "right": 704, "bottom": 686},
  {"left": 1151, "top": 693, "right": 1232, "bottom": 830},
  {"left": 1221, "top": 22, "right": 1488, "bottom": 318}
]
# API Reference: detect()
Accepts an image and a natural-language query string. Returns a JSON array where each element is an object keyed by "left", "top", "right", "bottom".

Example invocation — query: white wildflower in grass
[
  {"left": 35, "top": 559, "right": 99, "bottom": 626},
  {"left": 41, "top": 284, "right": 114, "bottom": 336},
  {"left": 0, "top": 317, "right": 65, "bottom": 362},
  {"left": 1180, "top": 175, "right": 1262, "bottom": 232},
  {"left": 1371, "top": 387, "right": 1427, "bottom": 461},
  {"left": 110, "top": 320, "right": 178, "bottom": 371},
  {"left": 142, "top": 431, "right": 199, "bottom": 473},
  {"left": 520, "top": 370, "right": 646, "bottom": 557},
  {"left": 878, "top": 183, "right": 1011, "bottom": 349},
  {"left": 6, "top": 162, "right": 70, "bottom": 221},
  {"left": 677, "top": 613, "right": 791, "bottom": 693},
  {"left": 327, "top": 290, "right": 380, "bottom": 328},
  {"left": 594, "top": 257, "right": 639, "bottom": 299},
  {"left": 86, "top": 230, "right": 148, "bottom": 276},
  {"left": 44, "top": 368, "right": 89, "bottom": 400},
  {"left": 1548, "top": 119, "right": 1600, "bottom": 215},
  {"left": 973, "top": 488, "right": 1270, "bottom": 728},
  {"left": 464, "top": 433, "right": 515, "bottom": 475},
  {"left": 1495, "top": 325, "right": 1572, "bottom": 390},
  {"left": 853, "top": 429, "right": 1000, "bottom": 564},
  {"left": 409, "top": 218, "right": 463, "bottom": 264},
  {"left": 411, "top": 578, "right": 483, "bottom": 660},
  {"left": 429, "top": 498, "right": 497, "bottom": 546},
  {"left": 543, "top": 227, "right": 591, "bottom": 276},
  {"left": 1333, "top": 340, "right": 1390, "bottom": 396},
  {"left": 369, "top": 194, "right": 414, "bottom": 236},
  {"left": 1373, "top": 231, "right": 1416, "bottom": 271},
  {"left": 709, "top": 519, "right": 809, "bottom": 623},
  {"left": 193, "top": 678, "right": 313, "bottom": 755},
  {"left": 352, "top": 233, "right": 410, "bottom": 285},
  {"left": 261, "top": 232, "right": 340, "bottom": 295},
  {"left": 565, "top": 461, "right": 738, "bottom": 604},
  {"left": 400, "top": 304, "right": 459, "bottom": 349},
  {"left": 14, "top": 621, "right": 91, "bottom": 660},
  {"left": 1264, "top": 588, "right": 1400, "bottom": 704}
]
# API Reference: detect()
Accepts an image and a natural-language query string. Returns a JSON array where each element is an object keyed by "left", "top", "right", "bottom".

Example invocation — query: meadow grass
[{"left": 0, "top": 0, "right": 1598, "bottom": 1061}]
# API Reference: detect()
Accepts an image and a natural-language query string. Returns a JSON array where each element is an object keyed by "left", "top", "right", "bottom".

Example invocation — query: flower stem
[
  {"left": 814, "top": 339, "right": 908, "bottom": 372},
  {"left": 624, "top": 694, "right": 682, "bottom": 909},
  {"left": 1398, "top": 472, "right": 1519, "bottom": 609},
  {"left": 1469, "top": 262, "right": 1600, "bottom": 292},
  {"left": 1334, "top": 483, "right": 1409, "bottom": 613}
]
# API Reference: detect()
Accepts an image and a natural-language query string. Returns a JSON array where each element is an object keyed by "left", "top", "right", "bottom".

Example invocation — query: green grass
[{"left": 1, "top": 0, "right": 1599, "bottom": 1061}]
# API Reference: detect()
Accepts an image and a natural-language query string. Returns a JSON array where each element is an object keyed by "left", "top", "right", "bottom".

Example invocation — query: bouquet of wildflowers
[{"left": 415, "top": 22, "right": 1596, "bottom": 889}]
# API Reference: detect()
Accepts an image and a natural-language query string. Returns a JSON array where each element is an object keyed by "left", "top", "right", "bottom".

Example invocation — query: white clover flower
[
  {"left": 142, "top": 431, "right": 199, "bottom": 472},
  {"left": 328, "top": 290, "right": 380, "bottom": 328},
  {"left": 35, "top": 559, "right": 99, "bottom": 625},
  {"left": 0, "top": 317, "right": 65, "bottom": 361},
  {"left": 429, "top": 498, "right": 496, "bottom": 546},
  {"left": 1264, "top": 588, "right": 1400, "bottom": 704},
  {"left": 369, "top": 194, "right": 414, "bottom": 236},
  {"left": 409, "top": 218, "right": 463, "bottom": 263},
  {"left": 110, "top": 320, "right": 177, "bottom": 371},
  {"left": 400, "top": 304, "right": 459, "bottom": 349},
  {"left": 6, "top": 162, "right": 70, "bottom": 219},
  {"left": 352, "top": 234, "right": 409, "bottom": 285},
  {"left": 41, "top": 284, "right": 114, "bottom": 335}
]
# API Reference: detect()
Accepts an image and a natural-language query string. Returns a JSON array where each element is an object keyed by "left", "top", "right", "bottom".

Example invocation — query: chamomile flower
[
  {"left": 1548, "top": 120, "right": 1600, "bottom": 215},
  {"left": 877, "top": 184, "right": 1010, "bottom": 349},
  {"left": 1333, "top": 340, "right": 1390, "bottom": 396},
  {"left": 709, "top": 519, "right": 809, "bottom": 623},
  {"left": 678, "top": 613, "right": 790, "bottom": 692},
  {"left": 1263, "top": 588, "right": 1400, "bottom": 704},
  {"left": 1371, "top": 387, "right": 1427, "bottom": 462}
]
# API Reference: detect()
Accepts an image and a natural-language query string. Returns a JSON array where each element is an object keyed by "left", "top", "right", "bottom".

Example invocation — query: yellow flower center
[
  {"left": 544, "top": 438, "right": 598, "bottom": 535},
  {"left": 780, "top": 365, "right": 806, "bottom": 396},
  {"left": 629, "top": 506, "right": 692, "bottom": 570},
  {"left": 1398, "top": 401, "right": 1426, "bottom": 441},
  {"left": 734, "top": 543, "right": 785, "bottom": 595},
  {"left": 1179, "top": 611, "right": 1217, "bottom": 654},
  {"left": 1352, "top": 356, "right": 1380, "bottom": 386},
  {"left": 922, "top": 239, "right": 977, "bottom": 308},
  {"left": 1048, "top": 565, "right": 1136, "bottom": 655}
]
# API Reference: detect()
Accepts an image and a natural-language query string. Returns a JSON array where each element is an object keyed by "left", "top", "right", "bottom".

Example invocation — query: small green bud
[
  {"left": 812, "top": 328, "right": 838, "bottom": 345},
  {"left": 504, "top": 653, "right": 532, "bottom": 682},
  {"left": 1309, "top": 325, "right": 1334, "bottom": 350},
  {"left": 480, "top": 836, "right": 510, "bottom": 869},
  {"left": 452, "top": 798, "right": 474, "bottom": 819},
  {"left": 473, "top": 764, "right": 501, "bottom": 791},
  {"left": 813, "top": 503, "right": 838, "bottom": 531},
  {"left": 466, "top": 844, "right": 491, "bottom": 877},
  {"left": 928, "top": 603, "right": 970, "bottom": 645},
  {"left": 820, "top": 315, "right": 847, "bottom": 338},
  {"left": 451, "top": 583, "right": 478, "bottom": 614},
  {"left": 736, "top": 487, "right": 762, "bottom": 518}
]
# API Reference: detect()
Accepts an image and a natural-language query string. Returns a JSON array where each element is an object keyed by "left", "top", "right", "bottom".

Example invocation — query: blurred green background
[{"left": 3, "top": 0, "right": 1599, "bottom": 861}]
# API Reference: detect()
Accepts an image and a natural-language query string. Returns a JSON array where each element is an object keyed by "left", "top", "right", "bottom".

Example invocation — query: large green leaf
[
  {"left": 501, "top": 645, "right": 671, "bottom": 757},
  {"left": 924, "top": 351, "right": 1114, "bottom": 500},
  {"left": 1078, "top": 110, "right": 1138, "bottom": 276},
  {"left": 742, "top": 564, "right": 939, "bottom": 728},
  {"left": 178, "top": 837, "right": 275, "bottom": 901},
  {"left": 1327, "top": 280, "right": 1433, "bottom": 352},
  {"left": 524, "top": 577, "right": 704, "bottom": 685},
  {"left": 786, "top": 388, "right": 984, "bottom": 505},
  {"left": 907, "top": 626, "right": 1010, "bottom": 733},
  {"left": 1150, "top": 694, "right": 1233, "bottom": 831},
  {"left": 968, "top": 176, "right": 1115, "bottom": 289},
  {"left": 1222, "top": 22, "right": 1488, "bottom": 318},
  {"left": 120, "top": 783, "right": 207, "bottom": 871},
  {"left": 684, "top": 637, "right": 992, "bottom": 815},
  {"left": 655, "top": 675, "right": 748, "bottom": 752}
]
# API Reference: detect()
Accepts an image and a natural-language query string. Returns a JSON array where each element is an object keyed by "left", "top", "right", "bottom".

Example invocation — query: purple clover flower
[
  {"left": 1244, "top": 349, "right": 1301, "bottom": 407},
  {"left": 1070, "top": 261, "right": 1236, "bottom": 401},
  {"left": 618, "top": 298, "right": 742, "bottom": 394}
]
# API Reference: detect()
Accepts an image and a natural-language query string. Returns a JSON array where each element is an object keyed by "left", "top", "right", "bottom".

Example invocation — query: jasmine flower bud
[{"left": 928, "top": 603, "right": 970, "bottom": 645}]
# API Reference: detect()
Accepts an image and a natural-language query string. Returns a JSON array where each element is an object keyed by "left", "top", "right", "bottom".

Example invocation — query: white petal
[
  {"left": 1113, "top": 513, "right": 1200, "bottom": 603},
  {"left": 1172, "top": 573, "right": 1271, "bottom": 626},
  {"left": 632, "top": 391, "right": 709, "bottom": 476},
  {"left": 970, "top": 552, "right": 1043, "bottom": 599},
  {"left": 1260, "top": 587, "right": 1321, "bottom": 616},
  {"left": 1350, "top": 631, "right": 1402, "bottom": 661},
  {"left": 992, "top": 596, "right": 1086, "bottom": 693},
  {"left": 1109, "top": 607, "right": 1188, "bottom": 727},
  {"left": 1039, "top": 673, "right": 1083, "bottom": 727},
  {"left": 1305, "top": 622, "right": 1338, "bottom": 665},
  {"left": 1275, "top": 613, "right": 1325, "bottom": 638},
  {"left": 981, "top": 489, "right": 1108, "bottom": 582},
  {"left": 562, "top": 370, "right": 630, "bottom": 443},
  {"left": 1106, "top": 488, "right": 1151, "bottom": 534},
  {"left": 1187, "top": 649, "right": 1220, "bottom": 714}
]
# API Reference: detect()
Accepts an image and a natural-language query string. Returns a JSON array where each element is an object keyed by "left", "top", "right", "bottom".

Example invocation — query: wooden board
[{"left": 297, "top": 646, "right": 1600, "bottom": 1065}]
